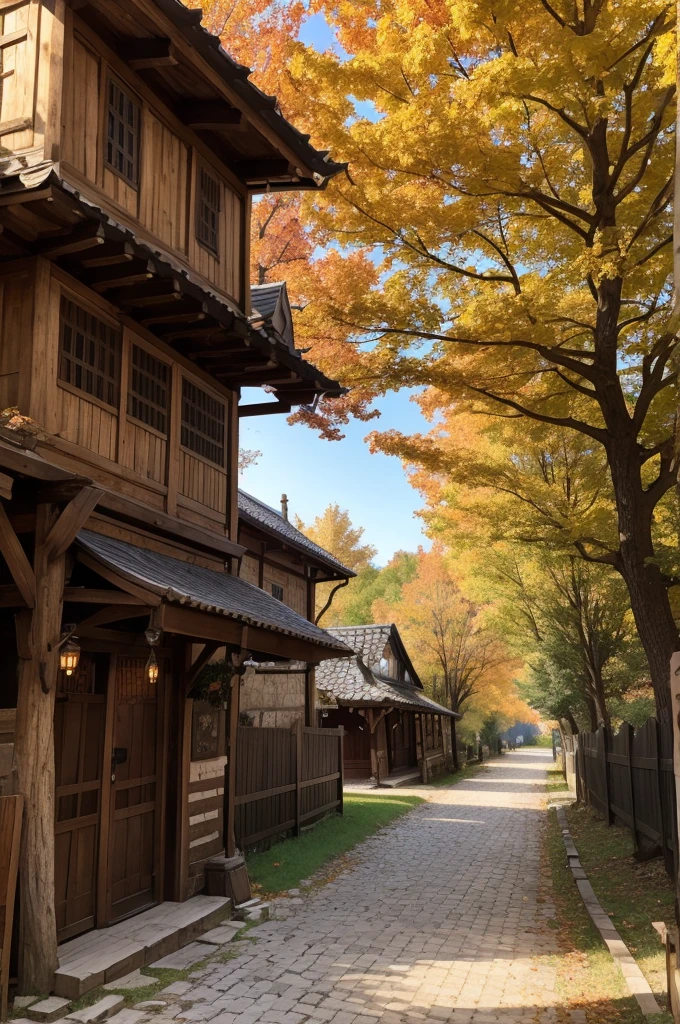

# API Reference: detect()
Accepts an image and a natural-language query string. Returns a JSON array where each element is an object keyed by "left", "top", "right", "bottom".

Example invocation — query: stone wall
[{"left": 240, "top": 668, "right": 306, "bottom": 728}]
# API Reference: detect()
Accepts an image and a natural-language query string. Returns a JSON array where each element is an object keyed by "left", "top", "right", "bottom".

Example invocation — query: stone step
[
  {"left": 66, "top": 995, "right": 125, "bottom": 1023},
  {"left": 54, "top": 896, "right": 230, "bottom": 1000},
  {"left": 380, "top": 770, "right": 421, "bottom": 788},
  {"left": 26, "top": 997, "right": 71, "bottom": 1022}
]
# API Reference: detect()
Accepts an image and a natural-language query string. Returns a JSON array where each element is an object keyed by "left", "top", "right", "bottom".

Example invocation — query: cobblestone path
[{"left": 164, "top": 750, "right": 571, "bottom": 1024}]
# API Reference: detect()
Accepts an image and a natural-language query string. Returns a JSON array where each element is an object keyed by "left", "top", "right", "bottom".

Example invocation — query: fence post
[
  {"left": 294, "top": 719, "right": 302, "bottom": 837},
  {"left": 624, "top": 722, "right": 639, "bottom": 854},
  {"left": 602, "top": 726, "right": 614, "bottom": 825},
  {"left": 337, "top": 725, "right": 344, "bottom": 816}
]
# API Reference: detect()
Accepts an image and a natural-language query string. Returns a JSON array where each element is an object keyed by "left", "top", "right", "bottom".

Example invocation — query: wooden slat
[
  {"left": 0, "top": 794, "right": 23, "bottom": 1020},
  {"left": 0, "top": 116, "right": 31, "bottom": 137}
]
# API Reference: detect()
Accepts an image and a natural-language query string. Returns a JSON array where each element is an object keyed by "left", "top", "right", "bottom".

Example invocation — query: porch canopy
[{"left": 76, "top": 529, "right": 352, "bottom": 663}]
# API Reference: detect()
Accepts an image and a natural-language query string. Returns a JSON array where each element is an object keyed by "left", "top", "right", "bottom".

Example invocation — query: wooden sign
[{"left": 0, "top": 794, "right": 23, "bottom": 1020}]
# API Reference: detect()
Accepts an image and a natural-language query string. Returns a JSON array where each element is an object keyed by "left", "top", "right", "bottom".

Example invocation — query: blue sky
[
  {"left": 238, "top": 9, "right": 434, "bottom": 567},
  {"left": 239, "top": 388, "right": 432, "bottom": 566}
]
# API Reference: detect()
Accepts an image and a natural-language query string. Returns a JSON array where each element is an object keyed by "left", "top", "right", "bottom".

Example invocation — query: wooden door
[
  {"left": 54, "top": 656, "right": 106, "bottom": 942},
  {"left": 107, "top": 657, "right": 164, "bottom": 922},
  {"left": 388, "top": 711, "right": 416, "bottom": 772}
]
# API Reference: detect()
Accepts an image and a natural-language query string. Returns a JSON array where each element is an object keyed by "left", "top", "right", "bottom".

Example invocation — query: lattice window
[
  {"left": 117, "top": 658, "right": 157, "bottom": 703},
  {"left": 106, "top": 78, "right": 141, "bottom": 186},
  {"left": 271, "top": 583, "right": 284, "bottom": 602},
  {"left": 59, "top": 296, "right": 122, "bottom": 407},
  {"left": 181, "top": 378, "right": 225, "bottom": 466},
  {"left": 196, "top": 166, "right": 221, "bottom": 254},
  {"left": 128, "top": 345, "right": 169, "bottom": 434},
  {"left": 58, "top": 654, "right": 96, "bottom": 696}
]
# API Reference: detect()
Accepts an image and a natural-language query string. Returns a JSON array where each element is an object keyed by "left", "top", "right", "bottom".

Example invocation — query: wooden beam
[
  {"left": 0, "top": 439, "right": 84, "bottom": 483},
  {"left": 43, "top": 486, "right": 103, "bottom": 561},
  {"left": 97, "top": 488, "right": 245, "bottom": 558},
  {"left": 120, "top": 37, "right": 178, "bottom": 69},
  {"left": 117, "top": 281, "right": 182, "bottom": 307},
  {"left": 141, "top": 310, "right": 207, "bottom": 327},
  {"left": 0, "top": 117, "right": 32, "bottom": 138},
  {"left": 0, "top": 28, "right": 27, "bottom": 49},
  {"left": 185, "top": 641, "right": 221, "bottom": 696},
  {"left": 63, "top": 587, "right": 152, "bottom": 604},
  {"left": 160, "top": 325, "right": 227, "bottom": 341},
  {"left": 238, "top": 401, "right": 292, "bottom": 418},
  {"left": 76, "top": 552, "right": 162, "bottom": 606},
  {"left": 236, "top": 159, "right": 293, "bottom": 182},
  {"left": 0, "top": 503, "right": 35, "bottom": 608},
  {"left": 177, "top": 101, "right": 243, "bottom": 130},
  {"left": 36, "top": 222, "right": 105, "bottom": 258},
  {"left": 76, "top": 604, "right": 149, "bottom": 630},
  {"left": 0, "top": 470, "right": 12, "bottom": 500},
  {"left": 90, "top": 262, "right": 155, "bottom": 293}
]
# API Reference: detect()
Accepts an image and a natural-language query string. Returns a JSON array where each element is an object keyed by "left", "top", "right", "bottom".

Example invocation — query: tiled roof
[
  {"left": 316, "top": 624, "right": 459, "bottom": 718},
  {"left": 238, "top": 490, "right": 355, "bottom": 578},
  {"left": 251, "top": 282, "right": 285, "bottom": 320},
  {"left": 76, "top": 530, "right": 352, "bottom": 654}
]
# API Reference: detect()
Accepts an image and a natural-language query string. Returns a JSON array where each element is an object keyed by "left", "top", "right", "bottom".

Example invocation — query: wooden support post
[
  {"left": 601, "top": 726, "right": 614, "bottom": 826},
  {"left": 13, "top": 504, "right": 67, "bottom": 994},
  {"left": 305, "top": 666, "right": 316, "bottom": 728},
  {"left": 294, "top": 718, "right": 302, "bottom": 837},
  {"left": 224, "top": 652, "right": 242, "bottom": 859},
  {"left": 337, "top": 725, "right": 344, "bottom": 816},
  {"left": 368, "top": 710, "right": 379, "bottom": 783}
]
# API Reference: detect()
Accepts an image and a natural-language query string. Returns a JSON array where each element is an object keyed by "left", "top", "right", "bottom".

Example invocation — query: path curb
[{"left": 554, "top": 805, "right": 662, "bottom": 1017}]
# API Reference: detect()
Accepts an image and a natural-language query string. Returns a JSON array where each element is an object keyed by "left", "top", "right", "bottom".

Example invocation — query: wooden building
[
  {"left": 237, "top": 489, "right": 355, "bottom": 728},
  {"left": 317, "top": 625, "right": 458, "bottom": 785},
  {"left": 0, "top": 0, "right": 353, "bottom": 998}
]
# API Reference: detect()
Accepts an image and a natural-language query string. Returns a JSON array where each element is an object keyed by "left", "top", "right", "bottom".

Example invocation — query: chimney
[{"left": 281, "top": 494, "right": 289, "bottom": 521}]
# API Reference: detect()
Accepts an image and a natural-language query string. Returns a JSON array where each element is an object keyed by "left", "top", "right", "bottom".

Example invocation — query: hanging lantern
[
  {"left": 60, "top": 637, "right": 81, "bottom": 676},
  {"left": 146, "top": 648, "right": 159, "bottom": 685}
]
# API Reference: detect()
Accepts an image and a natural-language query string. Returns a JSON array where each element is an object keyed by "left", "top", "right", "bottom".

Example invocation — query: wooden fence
[
  {"left": 234, "top": 724, "right": 344, "bottom": 849},
  {"left": 576, "top": 719, "right": 677, "bottom": 878}
]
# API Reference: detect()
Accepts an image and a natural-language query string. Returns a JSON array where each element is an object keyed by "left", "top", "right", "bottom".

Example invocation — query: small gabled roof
[
  {"left": 238, "top": 490, "right": 355, "bottom": 579},
  {"left": 316, "top": 623, "right": 460, "bottom": 718},
  {"left": 77, "top": 529, "right": 352, "bottom": 655},
  {"left": 251, "top": 282, "right": 295, "bottom": 353}
]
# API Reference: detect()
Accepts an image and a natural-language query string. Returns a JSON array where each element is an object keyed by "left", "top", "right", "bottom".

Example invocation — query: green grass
[
  {"left": 566, "top": 803, "right": 674, "bottom": 1018},
  {"left": 246, "top": 791, "right": 424, "bottom": 895},
  {"left": 546, "top": 765, "right": 569, "bottom": 794},
  {"left": 545, "top": 807, "right": 652, "bottom": 1024},
  {"left": 428, "top": 760, "right": 490, "bottom": 787}
]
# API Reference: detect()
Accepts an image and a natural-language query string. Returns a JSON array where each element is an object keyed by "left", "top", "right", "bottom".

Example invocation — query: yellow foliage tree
[
  {"left": 372, "top": 546, "right": 534, "bottom": 763},
  {"left": 294, "top": 503, "right": 377, "bottom": 621},
  {"left": 250, "top": 0, "right": 677, "bottom": 727}
]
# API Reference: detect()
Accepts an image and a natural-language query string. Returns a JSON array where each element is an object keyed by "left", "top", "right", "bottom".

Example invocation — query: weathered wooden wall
[{"left": 60, "top": 24, "right": 244, "bottom": 303}]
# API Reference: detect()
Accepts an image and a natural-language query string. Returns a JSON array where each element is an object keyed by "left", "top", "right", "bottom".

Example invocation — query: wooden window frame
[
  {"left": 127, "top": 342, "right": 171, "bottom": 437},
  {"left": 58, "top": 292, "right": 122, "bottom": 410},
  {"left": 196, "top": 163, "right": 221, "bottom": 258},
  {"left": 271, "top": 582, "right": 284, "bottom": 602},
  {"left": 180, "top": 375, "right": 227, "bottom": 468},
  {"left": 105, "top": 76, "right": 141, "bottom": 188}
]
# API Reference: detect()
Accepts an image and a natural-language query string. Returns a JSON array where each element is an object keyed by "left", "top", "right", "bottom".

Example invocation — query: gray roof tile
[
  {"left": 238, "top": 490, "right": 355, "bottom": 577},
  {"left": 316, "top": 624, "right": 459, "bottom": 717},
  {"left": 77, "top": 530, "right": 352, "bottom": 654}
]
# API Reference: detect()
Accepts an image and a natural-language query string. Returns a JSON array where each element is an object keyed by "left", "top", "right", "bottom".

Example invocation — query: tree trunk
[
  {"left": 607, "top": 441, "right": 677, "bottom": 734},
  {"left": 451, "top": 717, "right": 459, "bottom": 771},
  {"left": 589, "top": 664, "right": 611, "bottom": 730},
  {"left": 14, "top": 505, "right": 65, "bottom": 994}
]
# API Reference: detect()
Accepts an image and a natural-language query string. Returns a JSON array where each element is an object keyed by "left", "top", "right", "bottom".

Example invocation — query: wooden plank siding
[
  {"left": 0, "top": 0, "right": 38, "bottom": 154},
  {"left": 1, "top": 258, "right": 236, "bottom": 534},
  {"left": 60, "top": 24, "right": 244, "bottom": 305}
]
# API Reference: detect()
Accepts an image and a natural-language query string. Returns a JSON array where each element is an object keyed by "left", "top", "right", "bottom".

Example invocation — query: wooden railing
[
  {"left": 234, "top": 724, "right": 344, "bottom": 849},
  {"left": 576, "top": 719, "right": 677, "bottom": 879}
]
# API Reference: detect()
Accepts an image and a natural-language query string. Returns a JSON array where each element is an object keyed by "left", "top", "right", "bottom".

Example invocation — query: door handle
[{"left": 111, "top": 747, "right": 127, "bottom": 781}]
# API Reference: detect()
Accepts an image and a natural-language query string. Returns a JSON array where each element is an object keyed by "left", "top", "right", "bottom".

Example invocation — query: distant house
[
  {"left": 316, "top": 625, "right": 459, "bottom": 785},
  {"left": 238, "top": 489, "right": 355, "bottom": 726}
]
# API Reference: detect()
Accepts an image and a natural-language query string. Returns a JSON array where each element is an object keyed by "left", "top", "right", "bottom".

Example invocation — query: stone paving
[{"left": 158, "top": 750, "right": 573, "bottom": 1024}]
